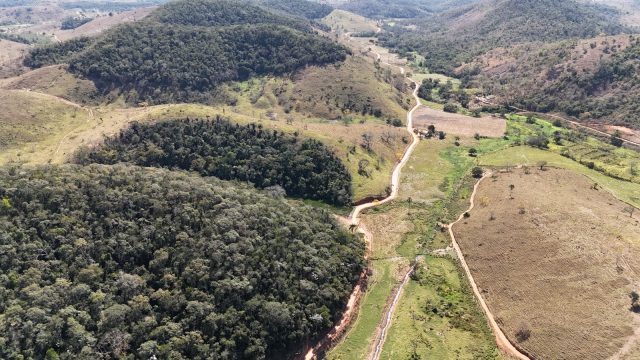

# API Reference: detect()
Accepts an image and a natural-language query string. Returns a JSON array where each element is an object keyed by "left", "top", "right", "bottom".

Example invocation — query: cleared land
[
  {"left": 0, "top": 39, "right": 28, "bottom": 79},
  {"left": 413, "top": 107, "right": 506, "bottom": 138},
  {"left": 0, "top": 89, "right": 91, "bottom": 160},
  {"left": 54, "top": 7, "right": 156, "bottom": 41},
  {"left": 453, "top": 167, "right": 640, "bottom": 360},
  {"left": 329, "top": 137, "right": 499, "bottom": 360},
  {"left": 321, "top": 9, "right": 378, "bottom": 34},
  {"left": 1, "top": 65, "right": 97, "bottom": 103}
]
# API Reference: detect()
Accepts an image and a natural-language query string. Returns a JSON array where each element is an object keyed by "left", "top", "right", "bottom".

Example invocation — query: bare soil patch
[
  {"left": 54, "top": 7, "right": 155, "bottom": 41},
  {"left": 413, "top": 106, "right": 506, "bottom": 138},
  {"left": 453, "top": 167, "right": 640, "bottom": 360}
]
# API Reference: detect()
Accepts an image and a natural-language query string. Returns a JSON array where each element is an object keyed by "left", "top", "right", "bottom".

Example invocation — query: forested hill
[
  {"left": 150, "top": 0, "right": 313, "bottom": 31},
  {"left": 379, "top": 0, "right": 628, "bottom": 74},
  {"left": 77, "top": 117, "right": 353, "bottom": 206},
  {"left": 0, "top": 164, "right": 365, "bottom": 359},
  {"left": 339, "top": 0, "right": 476, "bottom": 19},
  {"left": 23, "top": 0, "right": 348, "bottom": 104}
]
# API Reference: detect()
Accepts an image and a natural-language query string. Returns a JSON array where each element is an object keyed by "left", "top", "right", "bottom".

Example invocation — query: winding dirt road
[
  {"left": 447, "top": 173, "right": 531, "bottom": 360},
  {"left": 303, "top": 45, "right": 421, "bottom": 360}
]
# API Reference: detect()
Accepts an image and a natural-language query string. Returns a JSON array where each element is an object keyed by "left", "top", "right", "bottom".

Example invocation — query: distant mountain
[
  {"left": 23, "top": 0, "right": 348, "bottom": 104},
  {"left": 338, "top": 0, "right": 477, "bottom": 19},
  {"left": 379, "top": 0, "right": 628, "bottom": 74}
]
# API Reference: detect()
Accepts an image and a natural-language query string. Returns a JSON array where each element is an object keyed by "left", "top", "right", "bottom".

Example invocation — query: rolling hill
[
  {"left": 378, "top": 0, "right": 628, "bottom": 74},
  {"left": 466, "top": 34, "right": 640, "bottom": 127},
  {"left": 22, "top": 0, "right": 349, "bottom": 105}
]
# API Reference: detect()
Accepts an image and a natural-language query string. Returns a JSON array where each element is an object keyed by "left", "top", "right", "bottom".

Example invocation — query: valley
[{"left": 0, "top": 0, "right": 639, "bottom": 359}]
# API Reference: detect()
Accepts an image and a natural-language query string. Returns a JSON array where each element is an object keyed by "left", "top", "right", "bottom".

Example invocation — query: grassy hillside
[
  {"left": 379, "top": 0, "right": 628, "bottom": 74},
  {"left": 466, "top": 35, "right": 640, "bottom": 127},
  {"left": 0, "top": 164, "right": 364, "bottom": 359},
  {"left": 338, "top": 0, "right": 476, "bottom": 19},
  {"left": 0, "top": 89, "right": 90, "bottom": 152}
]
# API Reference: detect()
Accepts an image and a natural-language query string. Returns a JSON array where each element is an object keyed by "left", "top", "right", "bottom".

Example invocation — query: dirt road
[
  {"left": 303, "top": 45, "right": 421, "bottom": 360},
  {"left": 447, "top": 173, "right": 531, "bottom": 360}
]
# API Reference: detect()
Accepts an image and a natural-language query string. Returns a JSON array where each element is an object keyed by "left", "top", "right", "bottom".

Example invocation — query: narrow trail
[
  {"left": 447, "top": 173, "right": 531, "bottom": 360},
  {"left": 303, "top": 43, "right": 421, "bottom": 360}
]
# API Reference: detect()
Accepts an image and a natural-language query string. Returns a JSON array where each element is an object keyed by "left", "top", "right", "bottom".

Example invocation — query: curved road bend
[{"left": 303, "top": 51, "right": 421, "bottom": 360}]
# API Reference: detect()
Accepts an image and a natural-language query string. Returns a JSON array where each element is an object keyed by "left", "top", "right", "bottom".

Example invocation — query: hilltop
[{"left": 21, "top": 0, "right": 349, "bottom": 105}]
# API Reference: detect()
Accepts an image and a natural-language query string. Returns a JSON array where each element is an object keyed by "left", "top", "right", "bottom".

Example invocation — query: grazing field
[
  {"left": 54, "top": 7, "right": 156, "bottom": 41},
  {"left": 413, "top": 106, "right": 506, "bottom": 138},
  {"left": 0, "top": 89, "right": 90, "bottom": 161},
  {"left": 379, "top": 257, "right": 501, "bottom": 360},
  {"left": 321, "top": 9, "right": 378, "bottom": 34},
  {"left": 1, "top": 65, "right": 97, "bottom": 103},
  {"left": 453, "top": 168, "right": 640, "bottom": 360},
  {"left": 329, "top": 138, "right": 499, "bottom": 360},
  {"left": 480, "top": 146, "right": 640, "bottom": 208},
  {"left": 291, "top": 56, "right": 410, "bottom": 121}
]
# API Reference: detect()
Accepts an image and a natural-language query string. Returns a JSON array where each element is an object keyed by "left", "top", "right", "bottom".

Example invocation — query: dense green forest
[
  {"left": 23, "top": 0, "right": 348, "bottom": 104},
  {"left": 258, "top": 0, "right": 333, "bottom": 19},
  {"left": 338, "top": 0, "right": 474, "bottom": 19},
  {"left": 78, "top": 118, "right": 353, "bottom": 205},
  {"left": 61, "top": 17, "right": 92, "bottom": 30},
  {"left": 0, "top": 164, "right": 364, "bottom": 359},
  {"left": 379, "top": 0, "right": 627, "bottom": 74},
  {"left": 150, "top": 0, "right": 311, "bottom": 31},
  {"left": 24, "top": 37, "right": 93, "bottom": 68}
]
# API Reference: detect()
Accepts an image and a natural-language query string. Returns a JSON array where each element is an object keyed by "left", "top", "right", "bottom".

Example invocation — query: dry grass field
[
  {"left": 1, "top": 65, "right": 97, "bottom": 103},
  {"left": 291, "top": 56, "right": 410, "bottom": 120},
  {"left": 413, "top": 106, "right": 506, "bottom": 138},
  {"left": 54, "top": 7, "right": 155, "bottom": 41},
  {"left": 453, "top": 167, "right": 640, "bottom": 360},
  {"left": 321, "top": 9, "right": 378, "bottom": 34},
  {"left": 0, "top": 39, "right": 28, "bottom": 79}
]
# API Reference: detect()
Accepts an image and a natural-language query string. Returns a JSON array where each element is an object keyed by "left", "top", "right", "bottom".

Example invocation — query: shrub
[
  {"left": 515, "top": 323, "right": 531, "bottom": 342},
  {"left": 443, "top": 103, "right": 459, "bottom": 113},
  {"left": 472, "top": 166, "right": 484, "bottom": 178}
]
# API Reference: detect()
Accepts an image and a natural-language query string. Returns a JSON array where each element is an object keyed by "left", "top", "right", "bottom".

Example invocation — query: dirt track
[{"left": 447, "top": 173, "right": 531, "bottom": 360}]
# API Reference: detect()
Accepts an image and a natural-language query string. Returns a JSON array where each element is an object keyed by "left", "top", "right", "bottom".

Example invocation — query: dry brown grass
[
  {"left": 54, "top": 7, "right": 155, "bottom": 41},
  {"left": 0, "top": 39, "right": 28, "bottom": 79},
  {"left": 291, "top": 56, "right": 410, "bottom": 121},
  {"left": 413, "top": 106, "right": 506, "bottom": 138},
  {"left": 1, "top": 65, "right": 97, "bottom": 103},
  {"left": 454, "top": 167, "right": 640, "bottom": 360}
]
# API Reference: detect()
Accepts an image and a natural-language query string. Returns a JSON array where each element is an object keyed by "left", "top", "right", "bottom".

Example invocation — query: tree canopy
[
  {"left": 0, "top": 164, "right": 364, "bottom": 359},
  {"left": 23, "top": 0, "right": 349, "bottom": 104},
  {"left": 77, "top": 117, "right": 353, "bottom": 206}
]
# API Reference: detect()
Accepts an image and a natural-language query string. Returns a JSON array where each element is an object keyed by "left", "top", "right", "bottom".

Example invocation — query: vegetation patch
[{"left": 0, "top": 164, "right": 365, "bottom": 359}]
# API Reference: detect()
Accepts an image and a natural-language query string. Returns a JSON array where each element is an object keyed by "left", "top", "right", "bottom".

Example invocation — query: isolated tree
[
  {"left": 358, "top": 159, "right": 370, "bottom": 177},
  {"left": 623, "top": 206, "right": 636, "bottom": 218},
  {"left": 515, "top": 323, "right": 531, "bottom": 342},
  {"left": 472, "top": 167, "right": 484, "bottom": 178},
  {"left": 361, "top": 133, "right": 373, "bottom": 152},
  {"left": 438, "top": 131, "right": 446, "bottom": 140},
  {"left": 630, "top": 291, "right": 640, "bottom": 313},
  {"left": 427, "top": 124, "right": 436, "bottom": 134},
  {"left": 537, "top": 160, "right": 548, "bottom": 170},
  {"left": 468, "top": 148, "right": 478, "bottom": 157},
  {"left": 611, "top": 130, "right": 624, "bottom": 147}
]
